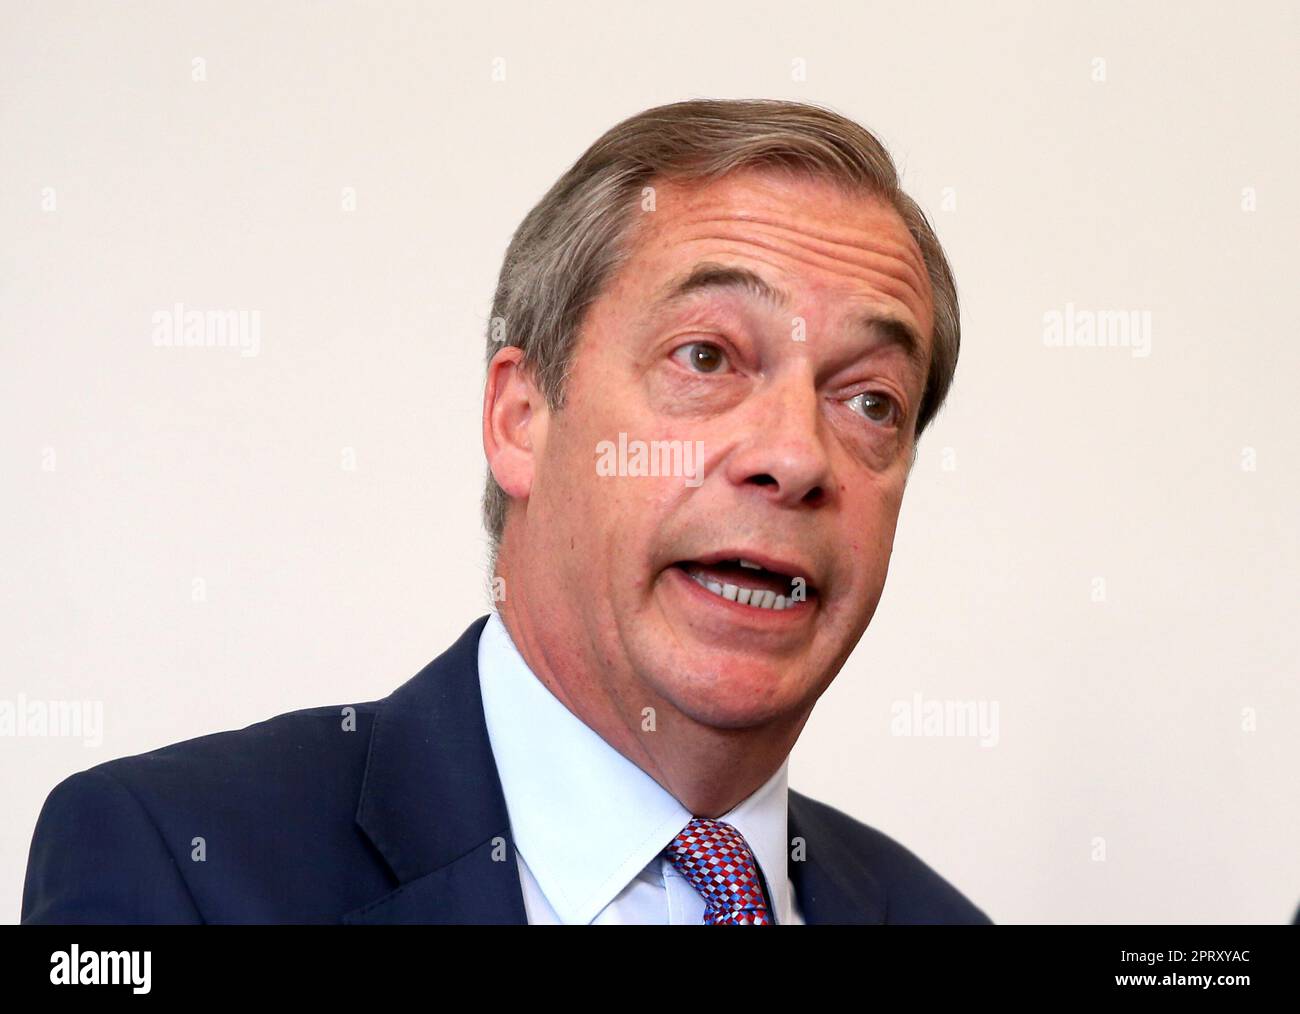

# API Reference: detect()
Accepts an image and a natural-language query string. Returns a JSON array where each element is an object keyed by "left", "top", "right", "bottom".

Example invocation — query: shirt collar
[{"left": 476, "top": 610, "right": 794, "bottom": 925}]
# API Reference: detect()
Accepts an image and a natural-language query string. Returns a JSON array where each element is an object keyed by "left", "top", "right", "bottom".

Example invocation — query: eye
[
  {"left": 844, "top": 390, "right": 900, "bottom": 427},
  {"left": 671, "top": 341, "right": 730, "bottom": 374}
]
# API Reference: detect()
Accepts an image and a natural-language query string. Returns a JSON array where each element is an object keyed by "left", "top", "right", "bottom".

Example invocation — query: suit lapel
[
  {"left": 788, "top": 790, "right": 887, "bottom": 924},
  {"left": 343, "top": 614, "right": 528, "bottom": 925}
]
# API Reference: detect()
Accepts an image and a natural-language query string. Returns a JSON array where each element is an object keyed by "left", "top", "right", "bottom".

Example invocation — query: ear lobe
[{"left": 483, "top": 346, "right": 544, "bottom": 500}]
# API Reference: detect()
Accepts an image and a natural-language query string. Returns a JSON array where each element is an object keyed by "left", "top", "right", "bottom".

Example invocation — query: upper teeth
[
  {"left": 686, "top": 570, "right": 789, "bottom": 610},
  {"left": 738, "top": 559, "right": 762, "bottom": 570}
]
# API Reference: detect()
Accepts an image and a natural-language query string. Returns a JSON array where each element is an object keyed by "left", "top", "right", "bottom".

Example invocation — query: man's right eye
[{"left": 671, "top": 341, "right": 730, "bottom": 374}]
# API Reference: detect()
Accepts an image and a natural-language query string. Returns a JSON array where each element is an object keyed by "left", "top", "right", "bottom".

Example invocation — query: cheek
[
  {"left": 528, "top": 411, "right": 601, "bottom": 549},
  {"left": 844, "top": 472, "right": 908, "bottom": 559},
  {"left": 538, "top": 410, "right": 680, "bottom": 547}
]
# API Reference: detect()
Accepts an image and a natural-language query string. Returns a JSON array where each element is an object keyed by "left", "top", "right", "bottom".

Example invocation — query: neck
[{"left": 495, "top": 582, "right": 808, "bottom": 817}]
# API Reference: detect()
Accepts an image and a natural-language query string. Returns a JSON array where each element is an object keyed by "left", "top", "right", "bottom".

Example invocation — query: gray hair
[{"left": 481, "top": 98, "right": 960, "bottom": 572}]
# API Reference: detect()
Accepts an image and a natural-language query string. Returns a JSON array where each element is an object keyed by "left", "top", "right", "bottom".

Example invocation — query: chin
[{"left": 649, "top": 660, "right": 804, "bottom": 731}]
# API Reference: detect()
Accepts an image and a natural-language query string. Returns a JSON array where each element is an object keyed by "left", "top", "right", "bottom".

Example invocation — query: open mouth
[{"left": 671, "top": 557, "right": 817, "bottom": 612}]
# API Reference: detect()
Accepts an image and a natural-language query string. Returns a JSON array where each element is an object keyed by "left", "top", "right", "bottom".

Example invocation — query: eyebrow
[{"left": 650, "top": 260, "right": 928, "bottom": 373}]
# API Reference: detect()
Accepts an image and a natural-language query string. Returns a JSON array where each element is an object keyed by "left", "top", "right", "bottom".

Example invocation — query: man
[{"left": 22, "top": 99, "right": 990, "bottom": 925}]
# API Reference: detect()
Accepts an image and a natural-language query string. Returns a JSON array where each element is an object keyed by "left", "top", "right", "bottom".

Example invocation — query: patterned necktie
[{"left": 663, "top": 817, "right": 773, "bottom": 925}]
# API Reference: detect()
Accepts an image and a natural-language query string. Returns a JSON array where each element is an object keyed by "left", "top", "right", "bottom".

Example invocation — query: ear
[{"left": 483, "top": 345, "right": 547, "bottom": 502}]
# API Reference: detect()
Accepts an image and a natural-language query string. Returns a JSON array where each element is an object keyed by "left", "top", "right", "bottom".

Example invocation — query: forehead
[{"left": 616, "top": 168, "right": 935, "bottom": 342}]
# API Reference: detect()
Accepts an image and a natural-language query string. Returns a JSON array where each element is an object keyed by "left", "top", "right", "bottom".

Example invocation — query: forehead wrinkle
[
  {"left": 669, "top": 209, "right": 931, "bottom": 300},
  {"left": 673, "top": 235, "right": 933, "bottom": 340}
]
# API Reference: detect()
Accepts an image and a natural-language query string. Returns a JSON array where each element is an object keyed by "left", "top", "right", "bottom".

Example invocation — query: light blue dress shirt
[{"left": 476, "top": 610, "right": 803, "bottom": 925}]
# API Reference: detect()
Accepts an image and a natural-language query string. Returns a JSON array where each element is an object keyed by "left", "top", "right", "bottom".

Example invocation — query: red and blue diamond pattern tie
[{"left": 664, "top": 817, "right": 772, "bottom": 925}]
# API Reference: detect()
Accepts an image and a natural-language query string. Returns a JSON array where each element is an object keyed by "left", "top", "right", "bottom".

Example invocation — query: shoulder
[
  {"left": 790, "top": 788, "right": 993, "bottom": 924},
  {"left": 22, "top": 698, "right": 383, "bottom": 923},
  {"left": 72, "top": 698, "right": 382, "bottom": 813}
]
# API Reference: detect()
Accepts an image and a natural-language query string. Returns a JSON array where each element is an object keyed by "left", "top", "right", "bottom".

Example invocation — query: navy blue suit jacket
[{"left": 21, "top": 615, "right": 992, "bottom": 924}]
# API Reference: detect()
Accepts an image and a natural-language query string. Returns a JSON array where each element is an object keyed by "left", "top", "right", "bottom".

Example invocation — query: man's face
[{"left": 507, "top": 168, "right": 935, "bottom": 730}]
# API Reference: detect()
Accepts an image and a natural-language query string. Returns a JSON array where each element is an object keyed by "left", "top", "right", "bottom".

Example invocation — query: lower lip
[{"left": 667, "top": 566, "right": 816, "bottom": 626}]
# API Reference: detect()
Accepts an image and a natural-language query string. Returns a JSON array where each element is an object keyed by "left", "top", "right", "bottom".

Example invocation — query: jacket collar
[{"left": 343, "top": 613, "right": 885, "bottom": 925}]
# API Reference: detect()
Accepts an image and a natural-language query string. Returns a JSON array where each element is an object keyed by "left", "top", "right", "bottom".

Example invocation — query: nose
[{"left": 723, "top": 365, "right": 833, "bottom": 509}]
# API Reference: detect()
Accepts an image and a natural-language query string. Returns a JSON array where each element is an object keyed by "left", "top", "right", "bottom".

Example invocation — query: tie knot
[{"left": 663, "top": 817, "right": 773, "bottom": 925}]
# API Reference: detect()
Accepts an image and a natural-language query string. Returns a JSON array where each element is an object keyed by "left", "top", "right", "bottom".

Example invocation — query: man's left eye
[
  {"left": 672, "top": 341, "right": 730, "bottom": 374},
  {"left": 845, "top": 391, "right": 899, "bottom": 426}
]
